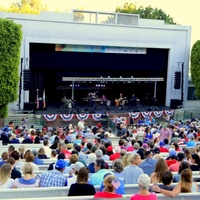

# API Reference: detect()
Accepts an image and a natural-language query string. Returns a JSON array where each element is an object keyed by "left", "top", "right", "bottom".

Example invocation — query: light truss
[{"left": 62, "top": 77, "right": 164, "bottom": 82}]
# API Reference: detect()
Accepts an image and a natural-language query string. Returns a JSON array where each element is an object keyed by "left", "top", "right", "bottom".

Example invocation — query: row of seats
[{"left": 0, "top": 183, "right": 200, "bottom": 199}]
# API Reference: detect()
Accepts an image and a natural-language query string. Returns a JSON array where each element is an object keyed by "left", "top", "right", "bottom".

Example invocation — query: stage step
[{"left": 4, "top": 114, "right": 43, "bottom": 130}]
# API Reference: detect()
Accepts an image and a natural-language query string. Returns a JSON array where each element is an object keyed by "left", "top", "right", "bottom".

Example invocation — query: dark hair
[
  {"left": 137, "top": 140, "right": 143, "bottom": 147},
  {"left": 178, "top": 161, "right": 190, "bottom": 174},
  {"left": 162, "top": 171, "right": 173, "bottom": 185},
  {"left": 191, "top": 153, "right": 200, "bottom": 166},
  {"left": 77, "top": 167, "right": 88, "bottom": 184},
  {"left": 71, "top": 150, "right": 78, "bottom": 155},
  {"left": 75, "top": 145, "right": 81, "bottom": 152},
  {"left": 7, "top": 157, "right": 15, "bottom": 165},
  {"left": 96, "top": 158, "right": 106, "bottom": 169},
  {"left": 57, "top": 153, "right": 65, "bottom": 160},
  {"left": 8, "top": 145, "right": 15, "bottom": 153},
  {"left": 131, "top": 139, "right": 136, "bottom": 146},
  {"left": 86, "top": 142, "right": 92, "bottom": 150},
  {"left": 173, "top": 142, "right": 179, "bottom": 151},
  {"left": 99, "top": 146, "right": 107, "bottom": 155},
  {"left": 118, "top": 139, "right": 124, "bottom": 146},
  {"left": 144, "top": 151, "right": 152, "bottom": 158},
  {"left": 164, "top": 139, "right": 169, "bottom": 145},
  {"left": 10, "top": 150, "right": 20, "bottom": 160}
]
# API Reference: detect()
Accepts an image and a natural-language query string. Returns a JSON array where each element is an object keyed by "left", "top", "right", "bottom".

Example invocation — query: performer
[
  {"left": 100, "top": 94, "right": 107, "bottom": 108},
  {"left": 61, "top": 95, "right": 69, "bottom": 108},
  {"left": 118, "top": 93, "right": 126, "bottom": 109}
]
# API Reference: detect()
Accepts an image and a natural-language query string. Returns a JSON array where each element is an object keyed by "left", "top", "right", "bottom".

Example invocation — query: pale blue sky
[{"left": 0, "top": 0, "right": 199, "bottom": 46}]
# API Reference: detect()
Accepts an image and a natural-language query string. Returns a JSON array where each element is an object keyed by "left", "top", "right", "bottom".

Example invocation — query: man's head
[
  {"left": 95, "top": 149, "right": 103, "bottom": 158},
  {"left": 144, "top": 151, "right": 153, "bottom": 159},
  {"left": 95, "top": 158, "right": 106, "bottom": 172},
  {"left": 162, "top": 171, "right": 173, "bottom": 185},
  {"left": 177, "top": 152, "right": 185, "bottom": 162}
]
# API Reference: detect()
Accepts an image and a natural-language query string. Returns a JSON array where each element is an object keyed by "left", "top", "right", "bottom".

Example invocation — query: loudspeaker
[
  {"left": 24, "top": 102, "right": 36, "bottom": 110},
  {"left": 174, "top": 71, "right": 181, "bottom": 89},
  {"left": 23, "top": 70, "right": 31, "bottom": 90},
  {"left": 170, "top": 99, "right": 182, "bottom": 109}
]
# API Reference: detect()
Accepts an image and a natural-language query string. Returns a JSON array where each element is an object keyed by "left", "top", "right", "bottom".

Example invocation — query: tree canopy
[
  {"left": 0, "top": 19, "right": 22, "bottom": 118},
  {"left": 115, "top": 3, "right": 176, "bottom": 24},
  {"left": 191, "top": 40, "right": 200, "bottom": 98}
]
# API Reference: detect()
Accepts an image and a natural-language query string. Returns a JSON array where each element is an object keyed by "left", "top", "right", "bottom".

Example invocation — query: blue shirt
[
  {"left": 99, "top": 179, "right": 125, "bottom": 194},
  {"left": 124, "top": 165, "right": 143, "bottom": 184},
  {"left": 40, "top": 170, "right": 67, "bottom": 187},
  {"left": 89, "top": 169, "right": 113, "bottom": 186},
  {"left": 33, "top": 157, "right": 44, "bottom": 165},
  {"left": 138, "top": 158, "right": 157, "bottom": 177}
]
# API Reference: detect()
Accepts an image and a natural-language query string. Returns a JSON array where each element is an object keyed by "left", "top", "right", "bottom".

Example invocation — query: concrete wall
[{"left": 0, "top": 11, "right": 191, "bottom": 110}]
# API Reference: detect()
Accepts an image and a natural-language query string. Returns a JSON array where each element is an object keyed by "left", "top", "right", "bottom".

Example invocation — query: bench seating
[{"left": 0, "top": 183, "right": 200, "bottom": 199}]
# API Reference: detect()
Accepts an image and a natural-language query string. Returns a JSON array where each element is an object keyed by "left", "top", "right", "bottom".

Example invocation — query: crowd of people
[{"left": 0, "top": 114, "right": 200, "bottom": 199}]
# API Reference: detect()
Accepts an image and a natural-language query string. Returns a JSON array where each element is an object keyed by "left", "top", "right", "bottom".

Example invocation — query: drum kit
[{"left": 60, "top": 98, "right": 78, "bottom": 114}]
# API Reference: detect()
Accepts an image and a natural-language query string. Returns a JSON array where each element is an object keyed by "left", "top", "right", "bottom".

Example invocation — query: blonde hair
[
  {"left": 0, "top": 164, "right": 12, "bottom": 185},
  {"left": 128, "top": 153, "right": 139, "bottom": 164},
  {"left": 104, "top": 175, "right": 115, "bottom": 192},
  {"left": 180, "top": 168, "right": 192, "bottom": 192},
  {"left": 122, "top": 154, "right": 130, "bottom": 167},
  {"left": 23, "top": 162, "right": 33, "bottom": 175}
]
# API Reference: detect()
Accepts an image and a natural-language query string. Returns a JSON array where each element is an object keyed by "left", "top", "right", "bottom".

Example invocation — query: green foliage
[
  {"left": 0, "top": 18, "right": 22, "bottom": 118},
  {"left": 191, "top": 40, "right": 200, "bottom": 98},
  {"left": 5, "top": 0, "right": 47, "bottom": 14},
  {"left": 115, "top": 3, "right": 176, "bottom": 24}
]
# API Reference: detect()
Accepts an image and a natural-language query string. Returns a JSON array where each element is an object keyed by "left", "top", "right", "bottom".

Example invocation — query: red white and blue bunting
[
  {"left": 76, "top": 114, "right": 90, "bottom": 121},
  {"left": 91, "top": 114, "right": 102, "bottom": 121},
  {"left": 43, "top": 114, "right": 58, "bottom": 122},
  {"left": 129, "top": 112, "right": 140, "bottom": 119},
  {"left": 60, "top": 114, "right": 74, "bottom": 122},
  {"left": 164, "top": 110, "right": 174, "bottom": 116},
  {"left": 141, "top": 112, "right": 152, "bottom": 118},
  {"left": 153, "top": 111, "right": 164, "bottom": 118}
]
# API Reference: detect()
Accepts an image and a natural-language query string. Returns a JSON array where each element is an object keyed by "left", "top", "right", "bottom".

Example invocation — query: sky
[{"left": 0, "top": 0, "right": 199, "bottom": 47}]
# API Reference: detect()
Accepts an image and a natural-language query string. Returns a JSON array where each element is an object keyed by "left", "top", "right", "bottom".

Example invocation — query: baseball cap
[
  {"left": 169, "top": 149, "right": 176, "bottom": 157},
  {"left": 177, "top": 152, "right": 185, "bottom": 161},
  {"left": 159, "top": 141, "right": 165, "bottom": 147},
  {"left": 143, "top": 143, "right": 148, "bottom": 149},
  {"left": 107, "top": 146, "right": 113, "bottom": 152},
  {"left": 74, "top": 162, "right": 84, "bottom": 172},
  {"left": 55, "top": 159, "right": 66, "bottom": 170},
  {"left": 153, "top": 147, "right": 160, "bottom": 154}
]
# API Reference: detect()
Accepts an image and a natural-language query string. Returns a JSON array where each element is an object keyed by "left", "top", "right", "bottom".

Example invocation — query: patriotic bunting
[
  {"left": 76, "top": 114, "right": 90, "bottom": 121},
  {"left": 43, "top": 114, "right": 58, "bottom": 122},
  {"left": 153, "top": 111, "right": 163, "bottom": 118},
  {"left": 164, "top": 110, "right": 174, "bottom": 116},
  {"left": 141, "top": 111, "right": 152, "bottom": 118},
  {"left": 91, "top": 114, "right": 102, "bottom": 121},
  {"left": 60, "top": 114, "right": 74, "bottom": 121},
  {"left": 129, "top": 112, "right": 140, "bottom": 119}
]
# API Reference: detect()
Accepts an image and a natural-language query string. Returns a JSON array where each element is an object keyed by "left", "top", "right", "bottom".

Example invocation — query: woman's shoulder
[{"left": 131, "top": 193, "right": 157, "bottom": 200}]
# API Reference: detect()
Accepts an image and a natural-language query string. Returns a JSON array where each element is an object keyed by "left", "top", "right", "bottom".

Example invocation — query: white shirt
[{"left": 0, "top": 178, "right": 14, "bottom": 189}]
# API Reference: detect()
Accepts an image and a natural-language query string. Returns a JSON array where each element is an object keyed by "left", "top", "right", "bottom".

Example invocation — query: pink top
[{"left": 130, "top": 193, "right": 157, "bottom": 200}]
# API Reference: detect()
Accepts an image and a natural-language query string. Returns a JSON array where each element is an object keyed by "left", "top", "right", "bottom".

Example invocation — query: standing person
[
  {"left": 13, "top": 163, "right": 39, "bottom": 188},
  {"left": 160, "top": 124, "right": 171, "bottom": 142},
  {"left": 130, "top": 174, "right": 157, "bottom": 200},
  {"left": 151, "top": 168, "right": 198, "bottom": 197},
  {"left": 68, "top": 167, "right": 96, "bottom": 196},
  {"left": 0, "top": 164, "right": 14, "bottom": 189},
  {"left": 94, "top": 175, "right": 122, "bottom": 198},
  {"left": 124, "top": 153, "right": 143, "bottom": 184}
]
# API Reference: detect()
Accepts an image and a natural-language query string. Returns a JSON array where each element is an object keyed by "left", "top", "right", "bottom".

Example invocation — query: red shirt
[
  {"left": 110, "top": 153, "right": 120, "bottom": 161},
  {"left": 61, "top": 149, "right": 71, "bottom": 159},
  {"left": 94, "top": 191, "right": 122, "bottom": 198},
  {"left": 159, "top": 147, "right": 169, "bottom": 152},
  {"left": 166, "top": 159, "right": 177, "bottom": 167}
]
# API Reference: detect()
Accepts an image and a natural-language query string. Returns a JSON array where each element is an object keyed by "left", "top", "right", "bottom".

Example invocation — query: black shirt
[
  {"left": 11, "top": 168, "right": 22, "bottom": 180},
  {"left": 68, "top": 183, "right": 96, "bottom": 196}
]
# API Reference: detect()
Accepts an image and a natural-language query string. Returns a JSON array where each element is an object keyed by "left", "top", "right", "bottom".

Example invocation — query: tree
[
  {"left": 7, "top": 0, "right": 47, "bottom": 14},
  {"left": 115, "top": 3, "right": 176, "bottom": 24},
  {"left": 191, "top": 40, "right": 200, "bottom": 98},
  {"left": 0, "top": 19, "right": 22, "bottom": 118}
]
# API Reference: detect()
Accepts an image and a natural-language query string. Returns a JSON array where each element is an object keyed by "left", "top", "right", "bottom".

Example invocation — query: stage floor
[{"left": 35, "top": 102, "right": 171, "bottom": 115}]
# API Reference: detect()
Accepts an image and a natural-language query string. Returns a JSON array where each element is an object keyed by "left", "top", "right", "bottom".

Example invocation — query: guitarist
[{"left": 118, "top": 93, "right": 124, "bottom": 110}]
